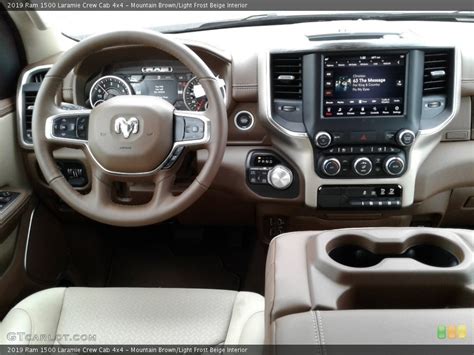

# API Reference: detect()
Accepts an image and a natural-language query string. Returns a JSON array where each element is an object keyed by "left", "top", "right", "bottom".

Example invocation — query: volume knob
[
  {"left": 315, "top": 132, "right": 332, "bottom": 148},
  {"left": 267, "top": 165, "right": 293, "bottom": 190},
  {"left": 396, "top": 129, "right": 416, "bottom": 147}
]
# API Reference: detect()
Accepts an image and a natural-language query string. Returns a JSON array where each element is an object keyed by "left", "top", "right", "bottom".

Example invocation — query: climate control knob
[
  {"left": 315, "top": 132, "right": 332, "bottom": 148},
  {"left": 322, "top": 158, "right": 341, "bottom": 177},
  {"left": 267, "top": 165, "right": 293, "bottom": 190},
  {"left": 384, "top": 156, "right": 405, "bottom": 176},
  {"left": 396, "top": 129, "right": 416, "bottom": 147},
  {"left": 353, "top": 157, "right": 373, "bottom": 176}
]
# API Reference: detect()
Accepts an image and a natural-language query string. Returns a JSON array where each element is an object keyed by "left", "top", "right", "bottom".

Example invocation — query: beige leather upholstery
[
  {"left": 0, "top": 288, "right": 264, "bottom": 345},
  {"left": 274, "top": 309, "right": 474, "bottom": 345}
]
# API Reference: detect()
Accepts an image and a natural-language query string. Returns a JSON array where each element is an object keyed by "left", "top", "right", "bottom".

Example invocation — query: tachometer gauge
[
  {"left": 183, "top": 76, "right": 226, "bottom": 111},
  {"left": 89, "top": 75, "right": 132, "bottom": 108}
]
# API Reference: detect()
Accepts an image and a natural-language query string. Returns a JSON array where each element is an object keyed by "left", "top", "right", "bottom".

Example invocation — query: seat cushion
[{"left": 0, "top": 287, "right": 264, "bottom": 345}]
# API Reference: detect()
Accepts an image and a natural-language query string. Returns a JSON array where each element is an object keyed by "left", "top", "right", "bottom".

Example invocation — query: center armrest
[{"left": 265, "top": 227, "right": 474, "bottom": 344}]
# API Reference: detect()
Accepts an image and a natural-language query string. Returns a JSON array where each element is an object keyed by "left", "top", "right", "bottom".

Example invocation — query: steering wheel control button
[
  {"left": 396, "top": 129, "right": 416, "bottom": 147},
  {"left": 384, "top": 156, "right": 406, "bottom": 176},
  {"left": 0, "top": 191, "right": 19, "bottom": 212},
  {"left": 267, "top": 165, "right": 293, "bottom": 190},
  {"left": 52, "top": 115, "right": 89, "bottom": 140},
  {"left": 57, "top": 161, "right": 88, "bottom": 188},
  {"left": 322, "top": 158, "right": 341, "bottom": 177},
  {"left": 234, "top": 111, "right": 254, "bottom": 131},
  {"left": 76, "top": 117, "right": 88, "bottom": 139},
  {"left": 315, "top": 131, "right": 332, "bottom": 148},
  {"left": 163, "top": 146, "right": 185, "bottom": 169},
  {"left": 183, "top": 117, "right": 205, "bottom": 141},
  {"left": 353, "top": 157, "right": 373, "bottom": 176}
]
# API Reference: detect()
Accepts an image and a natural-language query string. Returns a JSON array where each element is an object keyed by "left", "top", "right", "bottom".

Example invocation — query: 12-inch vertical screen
[{"left": 322, "top": 53, "right": 407, "bottom": 118}]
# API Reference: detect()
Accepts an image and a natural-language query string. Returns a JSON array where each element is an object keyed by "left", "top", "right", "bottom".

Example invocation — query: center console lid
[{"left": 265, "top": 227, "right": 474, "bottom": 344}]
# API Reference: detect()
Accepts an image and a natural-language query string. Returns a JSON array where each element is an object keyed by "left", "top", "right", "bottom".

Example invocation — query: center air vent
[
  {"left": 423, "top": 51, "right": 450, "bottom": 95},
  {"left": 271, "top": 53, "right": 303, "bottom": 100},
  {"left": 19, "top": 66, "right": 51, "bottom": 146}
]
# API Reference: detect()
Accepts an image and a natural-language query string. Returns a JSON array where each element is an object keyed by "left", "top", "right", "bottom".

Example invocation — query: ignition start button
[{"left": 234, "top": 111, "right": 255, "bottom": 130}]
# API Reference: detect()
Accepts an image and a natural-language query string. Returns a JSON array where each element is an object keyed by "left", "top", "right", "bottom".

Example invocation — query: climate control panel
[
  {"left": 317, "top": 145, "right": 407, "bottom": 179},
  {"left": 314, "top": 128, "right": 414, "bottom": 179}
]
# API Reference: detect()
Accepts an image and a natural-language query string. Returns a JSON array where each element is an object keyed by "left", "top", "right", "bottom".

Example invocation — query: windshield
[{"left": 38, "top": 11, "right": 473, "bottom": 40}]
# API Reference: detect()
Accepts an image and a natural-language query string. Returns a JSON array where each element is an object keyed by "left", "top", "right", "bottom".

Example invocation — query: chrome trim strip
[
  {"left": 23, "top": 208, "right": 36, "bottom": 272},
  {"left": 233, "top": 110, "right": 255, "bottom": 131},
  {"left": 17, "top": 65, "right": 53, "bottom": 149}
]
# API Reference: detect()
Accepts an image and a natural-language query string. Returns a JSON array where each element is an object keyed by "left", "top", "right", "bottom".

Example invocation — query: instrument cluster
[{"left": 87, "top": 62, "right": 226, "bottom": 111}]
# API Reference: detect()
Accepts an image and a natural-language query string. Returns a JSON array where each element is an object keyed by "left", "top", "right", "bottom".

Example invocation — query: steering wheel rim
[{"left": 32, "top": 30, "right": 228, "bottom": 227}]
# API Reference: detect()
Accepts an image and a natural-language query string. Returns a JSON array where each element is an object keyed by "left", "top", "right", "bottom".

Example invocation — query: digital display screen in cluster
[{"left": 322, "top": 53, "right": 407, "bottom": 118}]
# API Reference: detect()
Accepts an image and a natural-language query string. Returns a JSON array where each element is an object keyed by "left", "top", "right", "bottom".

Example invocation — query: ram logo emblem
[{"left": 114, "top": 117, "right": 139, "bottom": 139}]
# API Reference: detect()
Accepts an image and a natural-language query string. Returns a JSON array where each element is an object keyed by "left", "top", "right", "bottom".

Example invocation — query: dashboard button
[
  {"left": 396, "top": 129, "right": 416, "bottom": 147},
  {"left": 384, "top": 156, "right": 405, "bottom": 176},
  {"left": 353, "top": 157, "right": 373, "bottom": 176},
  {"left": 322, "top": 158, "right": 341, "bottom": 177},
  {"left": 315, "top": 132, "right": 332, "bottom": 148},
  {"left": 234, "top": 111, "right": 254, "bottom": 130},
  {"left": 351, "top": 131, "right": 376, "bottom": 143}
]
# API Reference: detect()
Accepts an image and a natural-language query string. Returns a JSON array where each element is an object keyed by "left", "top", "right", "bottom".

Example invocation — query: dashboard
[{"left": 16, "top": 20, "right": 474, "bottom": 229}]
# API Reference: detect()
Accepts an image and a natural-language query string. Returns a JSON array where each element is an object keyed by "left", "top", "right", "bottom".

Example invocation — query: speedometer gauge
[
  {"left": 89, "top": 75, "right": 132, "bottom": 107},
  {"left": 183, "top": 76, "right": 226, "bottom": 112},
  {"left": 183, "top": 76, "right": 208, "bottom": 111}
]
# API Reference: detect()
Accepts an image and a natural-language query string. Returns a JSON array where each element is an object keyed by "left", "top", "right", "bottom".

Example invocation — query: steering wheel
[{"left": 32, "top": 31, "right": 228, "bottom": 227}]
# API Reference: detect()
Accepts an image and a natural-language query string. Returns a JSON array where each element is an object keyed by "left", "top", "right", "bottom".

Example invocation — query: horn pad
[{"left": 88, "top": 95, "right": 174, "bottom": 174}]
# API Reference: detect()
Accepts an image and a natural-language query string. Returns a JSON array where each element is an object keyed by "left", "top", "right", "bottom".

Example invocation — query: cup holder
[{"left": 329, "top": 244, "right": 460, "bottom": 268}]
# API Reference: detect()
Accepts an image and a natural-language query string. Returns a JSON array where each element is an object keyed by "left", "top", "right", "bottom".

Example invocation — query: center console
[
  {"left": 259, "top": 37, "right": 459, "bottom": 210},
  {"left": 265, "top": 228, "right": 474, "bottom": 345}
]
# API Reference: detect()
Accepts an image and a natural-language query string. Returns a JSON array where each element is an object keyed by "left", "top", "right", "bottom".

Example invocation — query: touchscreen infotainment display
[{"left": 322, "top": 53, "right": 406, "bottom": 118}]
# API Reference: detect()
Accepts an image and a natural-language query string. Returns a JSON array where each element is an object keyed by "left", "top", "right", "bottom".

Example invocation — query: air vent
[
  {"left": 19, "top": 66, "right": 50, "bottom": 145},
  {"left": 30, "top": 71, "right": 46, "bottom": 83},
  {"left": 271, "top": 53, "right": 303, "bottom": 100},
  {"left": 307, "top": 32, "right": 401, "bottom": 41},
  {"left": 423, "top": 51, "right": 450, "bottom": 95},
  {"left": 23, "top": 90, "right": 37, "bottom": 143}
]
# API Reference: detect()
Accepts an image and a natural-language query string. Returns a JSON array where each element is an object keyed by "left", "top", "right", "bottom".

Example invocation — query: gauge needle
[
  {"left": 196, "top": 99, "right": 205, "bottom": 111},
  {"left": 192, "top": 84, "right": 206, "bottom": 98}
]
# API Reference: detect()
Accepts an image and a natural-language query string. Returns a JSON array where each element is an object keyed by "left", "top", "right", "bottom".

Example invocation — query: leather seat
[{"left": 0, "top": 287, "right": 265, "bottom": 345}]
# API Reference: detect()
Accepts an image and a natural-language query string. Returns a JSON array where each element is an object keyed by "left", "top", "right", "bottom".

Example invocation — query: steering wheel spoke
[
  {"left": 173, "top": 110, "right": 211, "bottom": 150},
  {"left": 45, "top": 110, "right": 90, "bottom": 147}
]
